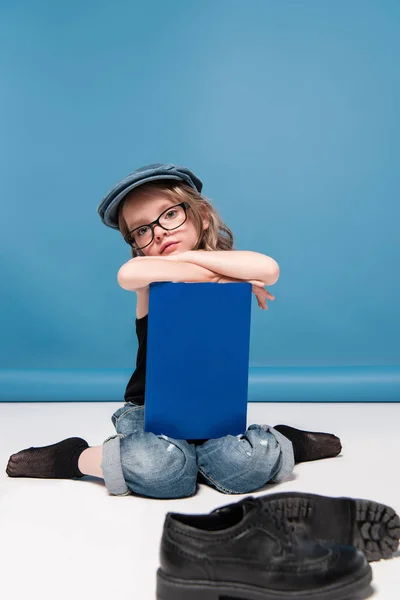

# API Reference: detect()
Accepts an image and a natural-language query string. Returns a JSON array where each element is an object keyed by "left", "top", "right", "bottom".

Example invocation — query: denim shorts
[{"left": 100, "top": 402, "right": 294, "bottom": 499}]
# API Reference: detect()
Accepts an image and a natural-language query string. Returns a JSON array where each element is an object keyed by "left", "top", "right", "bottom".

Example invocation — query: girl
[{"left": 6, "top": 163, "right": 341, "bottom": 498}]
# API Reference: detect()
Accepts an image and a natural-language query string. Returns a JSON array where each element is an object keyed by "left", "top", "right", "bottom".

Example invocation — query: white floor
[{"left": 0, "top": 402, "right": 399, "bottom": 600}]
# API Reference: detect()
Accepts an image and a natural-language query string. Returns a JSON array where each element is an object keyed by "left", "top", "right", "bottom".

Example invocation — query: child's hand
[
  {"left": 217, "top": 276, "right": 275, "bottom": 310},
  {"left": 248, "top": 280, "right": 275, "bottom": 310}
]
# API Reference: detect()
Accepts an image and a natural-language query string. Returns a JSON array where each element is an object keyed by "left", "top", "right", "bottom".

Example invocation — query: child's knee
[
  {"left": 120, "top": 436, "right": 197, "bottom": 499},
  {"left": 197, "top": 429, "right": 284, "bottom": 494}
]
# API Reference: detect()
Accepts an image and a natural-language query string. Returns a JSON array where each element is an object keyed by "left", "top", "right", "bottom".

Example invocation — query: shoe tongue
[{"left": 211, "top": 496, "right": 259, "bottom": 520}]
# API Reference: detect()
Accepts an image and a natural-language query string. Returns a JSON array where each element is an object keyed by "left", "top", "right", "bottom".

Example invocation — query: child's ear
[{"left": 201, "top": 213, "right": 210, "bottom": 231}]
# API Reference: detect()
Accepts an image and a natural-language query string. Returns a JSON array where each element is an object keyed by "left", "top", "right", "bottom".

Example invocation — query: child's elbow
[
  {"left": 117, "top": 267, "right": 130, "bottom": 290},
  {"left": 264, "top": 258, "right": 280, "bottom": 285},
  {"left": 268, "top": 266, "right": 280, "bottom": 285},
  {"left": 117, "top": 263, "right": 142, "bottom": 291}
]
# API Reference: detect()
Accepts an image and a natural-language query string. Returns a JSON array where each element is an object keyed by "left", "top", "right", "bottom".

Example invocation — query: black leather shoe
[
  {"left": 157, "top": 496, "right": 372, "bottom": 600},
  {"left": 260, "top": 491, "right": 400, "bottom": 562}
]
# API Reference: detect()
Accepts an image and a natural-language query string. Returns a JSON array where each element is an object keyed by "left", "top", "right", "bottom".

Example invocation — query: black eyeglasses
[{"left": 124, "top": 201, "right": 190, "bottom": 250}]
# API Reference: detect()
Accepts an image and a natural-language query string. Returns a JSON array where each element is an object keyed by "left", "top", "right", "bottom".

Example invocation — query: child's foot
[
  {"left": 273, "top": 424, "right": 342, "bottom": 463},
  {"left": 6, "top": 437, "right": 89, "bottom": 479}
]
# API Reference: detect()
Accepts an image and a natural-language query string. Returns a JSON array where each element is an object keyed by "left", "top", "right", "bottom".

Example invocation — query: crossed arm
[
  {"left": 163, "top": 250, "right": 280, "bottom": 285},
  {"left": 117, "top": 250, "right": 280, "bottom": 291}
]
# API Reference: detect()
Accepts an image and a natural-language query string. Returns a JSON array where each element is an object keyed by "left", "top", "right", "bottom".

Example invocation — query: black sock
[
  {"left": 273, "top": 425, "right": 342, "bottom": 464},
  {"left": 6, "top": 437, "right": 89, "bottom": 479}
]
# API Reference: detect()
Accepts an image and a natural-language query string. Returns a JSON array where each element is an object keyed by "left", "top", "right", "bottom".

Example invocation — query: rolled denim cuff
[
  {"left": 101, "top": 433, "right": 131, "bottom": 496},
  {"left": 262, "top": 425, "right": 295, "bottom": 483}
]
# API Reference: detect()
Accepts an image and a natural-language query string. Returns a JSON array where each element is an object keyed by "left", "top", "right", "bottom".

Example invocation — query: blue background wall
[{"left": 1, "top": 0, "right": 399, "bottom": 401}]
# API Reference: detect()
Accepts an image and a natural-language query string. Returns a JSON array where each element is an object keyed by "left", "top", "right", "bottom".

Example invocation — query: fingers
[
  {"left": 251, "top": 283, "right": 276, "bottom": 310},
  {"left": 258, "top": 291, "right": 275, "bottom": 300},
  {"left": 249, "top": 281, "right": 275, "bottom": 299}
]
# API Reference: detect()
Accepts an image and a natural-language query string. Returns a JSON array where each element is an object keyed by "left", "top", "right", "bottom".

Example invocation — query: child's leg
[
  {"left": 78, "top": 445, "right": 104, "bottom": 478},
  {"left": 101, "top": 431, "right": 197, "bottom": 498},
  {"left": 196, "top": 423, "right": 341, "bottom": 495},
  {"left": 6, "top": 429, "right": 197, "bottom": 499},
  {"left": 101, "top": 403, "right": 198, "bottom": 499},
  {"left": 5, "top": 403, "right": 198, "bottom": 499},
  {"left": 196, "top": 425, "right": 295, "bottom": 495}
]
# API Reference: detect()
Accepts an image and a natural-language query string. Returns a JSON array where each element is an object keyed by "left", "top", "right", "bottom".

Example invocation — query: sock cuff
[{"left": 70, "top": 440, "right": 90, "bottom": 478}]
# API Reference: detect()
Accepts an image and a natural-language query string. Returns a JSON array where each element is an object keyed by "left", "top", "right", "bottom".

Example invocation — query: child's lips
[{"left": 162, "top": 242, "right": 179, "bottom": 253}]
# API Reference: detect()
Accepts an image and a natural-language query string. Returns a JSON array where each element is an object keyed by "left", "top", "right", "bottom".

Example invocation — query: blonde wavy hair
[{"left": 117, "top": 180, "right": 235, "bottom": 258}]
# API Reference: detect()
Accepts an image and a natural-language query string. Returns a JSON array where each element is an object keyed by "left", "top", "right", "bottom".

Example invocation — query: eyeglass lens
[{"left": 130, "top": 205, "right": 186, "bottom": 249}]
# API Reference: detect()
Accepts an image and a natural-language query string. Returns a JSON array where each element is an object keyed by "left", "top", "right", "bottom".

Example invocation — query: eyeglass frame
[{"left": 123, "top": 201, "right": 191, "bottom": 249}]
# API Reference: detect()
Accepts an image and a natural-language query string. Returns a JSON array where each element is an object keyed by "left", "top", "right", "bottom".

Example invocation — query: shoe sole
[
  {"left": 156, "top": 563, "right": 372, "bottom": 600},
  {"left": 263, "top": 492, "right": 400, "bottom": 562}
]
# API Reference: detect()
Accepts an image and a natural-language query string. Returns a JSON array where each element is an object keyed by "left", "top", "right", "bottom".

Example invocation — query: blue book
[{"left": 144, "top": 281, "right": 252, "bottom": 439}]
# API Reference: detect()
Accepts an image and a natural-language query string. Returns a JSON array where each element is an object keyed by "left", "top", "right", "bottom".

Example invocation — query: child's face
[{"left": 122, "top": 194, "right": 208, "bottom": 256}]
